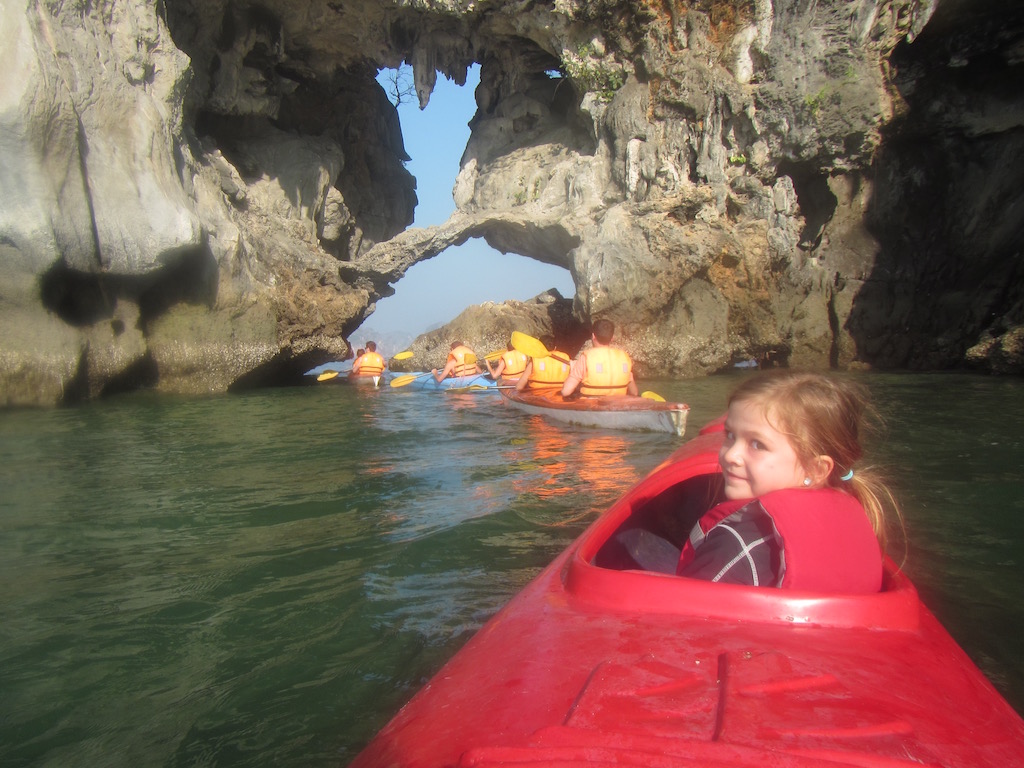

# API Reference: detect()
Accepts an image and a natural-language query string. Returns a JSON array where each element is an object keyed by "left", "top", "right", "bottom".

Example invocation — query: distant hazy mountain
[{"left": 349, "top": 327, "right": 416, "bottom": 357}]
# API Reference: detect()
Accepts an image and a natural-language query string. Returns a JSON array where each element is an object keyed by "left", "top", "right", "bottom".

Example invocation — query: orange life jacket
[
  {"left": 677, "top": 488, "right": 882, "bottom": 594},
  {"left": 449, "top": 345, "right": 478, "bottom": 377},
  {"left": 579, "top": 346, "right": 632, "bottom": 396},
  {"left": 526, "top": 353, "right": 570, "bottom": 389},
  {"left": 498, "top": 349, "right": 528, "bottom": 379},
  {"left": 353, "top": 351, "right": 385, "bottom": 376}
]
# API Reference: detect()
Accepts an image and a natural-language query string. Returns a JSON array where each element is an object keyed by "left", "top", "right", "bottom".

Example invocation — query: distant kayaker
[
  {"left": 352, "top": 341, "right": 386, "bottom": 377},
  {"left": 433, "top": 341, "right": 481, "bottom": 382},
  {"left": 515, "top": 335, "right": 571, "bottom": 392},
  {"left": 560, "top": 319, "right": 638, "bottom": 398},
  {"left": 677, "top": 370, "right": 902, "bottom": 593},
  {"left": 486, "top": 342, "right": 528, "bottom": 383}
]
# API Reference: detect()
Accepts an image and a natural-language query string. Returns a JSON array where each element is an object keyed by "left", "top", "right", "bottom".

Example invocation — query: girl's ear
[{"left": 807, "top": 455, "right": 835, "bottom": 486}]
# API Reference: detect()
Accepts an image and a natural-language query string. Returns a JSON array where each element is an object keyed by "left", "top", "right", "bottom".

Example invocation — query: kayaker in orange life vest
[
  {"left": 674, "top": 370, "right": 903, "bottom": 593},
  {"left": 515, "top": 335, "right": 571, "bottom": 392},
  {"left": 486, "top": 343, "right": 528, "bottom": 383},
  {"left": 432, "top": 341, "right": 481, "bottom": 382},
  {"left": 560, "top": 319, "right": 638, "bottom": 398},
  {"left": 351, "top": 341, "right": 386, "bottom": 377}
]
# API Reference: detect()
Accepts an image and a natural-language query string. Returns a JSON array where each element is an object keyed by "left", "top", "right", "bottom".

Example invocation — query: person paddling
[
  {"left": 352, "top": 341, "right": 385, "bottom": 378},
  {"left": 515, "top": 335, "right": 571, "bottom": 392},
  {"left": 486, "top": 342, "right": 528, "bottom": 384},
  {"left": 433, "top": 341, "right": 481, "bottom": 382},
  {"left": 561, "top": 319, "right": 638, "bottom": 398}
]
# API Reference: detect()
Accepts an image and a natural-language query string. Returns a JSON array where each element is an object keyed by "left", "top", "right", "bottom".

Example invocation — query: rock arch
[{"left": 3, "top": 0, "right": 1023, "bottom": 405}]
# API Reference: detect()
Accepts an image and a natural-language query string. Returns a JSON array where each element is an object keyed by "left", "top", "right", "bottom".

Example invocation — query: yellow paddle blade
[
  {"left": 484, "top": 349, "right": 505, "bottom": 360},
  {"left": 392, "top": 350, "right": 413, "bottom": 360},
  {"left": 389, "top": 374, "right": 418, "bottom": 388},
  {"left": 510, "top": 331, "right": 550, "bottom": 359},
  {"left": 641, "top": 390, "right": 666, "bottom": 402},
  {"left": 316, "top": 371, "right": 339, "bottom": 382},
  {"left": 464, "top": 352, "right": 478, "bottom": 364},
  {"left": 390, "top": 370, "right": 436, "bottom": 388}
]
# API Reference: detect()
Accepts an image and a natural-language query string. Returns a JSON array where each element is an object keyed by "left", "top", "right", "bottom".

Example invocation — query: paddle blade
[
  {"left": 390, "top": 371, "right": 434, "bottom": 388},
  {"left": 317, "top": 371, "right": 339, "bottom": 382},
  {"left": 510, "top": 331, "right": 550, "bottom": 359},
  {"left": 464, "top": 352, "right": 478, "bottom": 364},
  {"left": 483, "top": 349, "right": 505, "bottom": 360},
  {"left": 641, "top": 390, "right": 666, "bottom": 402},
  {"left": 392, "top": 350, "right": 414, "bottom": 360}
]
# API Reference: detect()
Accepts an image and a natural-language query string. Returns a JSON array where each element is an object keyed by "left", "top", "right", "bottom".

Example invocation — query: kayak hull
[
  {"left": 397, "top": 372, "right": 497, "bottom": 391},
  {"left": 346, "top": 372, "right": 385, "bottom": 387},
  {"left": 350, "top": 423, "right": 1024, "bottom": 768},
  {"left": 500, "top": 387, "right": 689, "bottom": 435}
]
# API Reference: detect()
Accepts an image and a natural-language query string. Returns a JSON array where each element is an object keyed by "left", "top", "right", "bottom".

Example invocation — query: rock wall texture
[{"left": 1, "top": 0, "right": 1022, "bottom": 405}]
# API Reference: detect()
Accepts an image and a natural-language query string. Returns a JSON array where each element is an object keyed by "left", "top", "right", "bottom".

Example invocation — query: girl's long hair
[{"left": 728, "top": 370, "right": 905, "bottom": 553}]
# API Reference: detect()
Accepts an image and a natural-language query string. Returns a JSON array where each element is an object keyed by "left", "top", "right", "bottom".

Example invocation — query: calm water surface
[{"left": 1, "top": 372, "right": 1022, "bottom": 766}]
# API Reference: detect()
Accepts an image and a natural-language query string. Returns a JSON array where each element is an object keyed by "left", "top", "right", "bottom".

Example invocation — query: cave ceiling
[{"left": 163, "top": 0, "right": 581, "bottom": 289}]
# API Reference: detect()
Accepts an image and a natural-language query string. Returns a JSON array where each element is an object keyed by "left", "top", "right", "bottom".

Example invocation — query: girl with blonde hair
[{"left": 678, "top": 370, "right": 903, "bottom": 593}]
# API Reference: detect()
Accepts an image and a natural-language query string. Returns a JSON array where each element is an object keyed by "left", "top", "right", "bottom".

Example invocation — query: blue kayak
[{"left": 391, "top": 371, "right": 499, "bottom": 391}]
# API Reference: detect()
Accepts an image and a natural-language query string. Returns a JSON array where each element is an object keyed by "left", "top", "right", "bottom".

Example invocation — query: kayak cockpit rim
[{"left": 563, "top": 426, "right": 922, "bottom": 632}]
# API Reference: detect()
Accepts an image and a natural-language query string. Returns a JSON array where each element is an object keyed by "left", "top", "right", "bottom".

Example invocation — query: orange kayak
[{"left": 350, "top": 420, "right": 1024, "bottom": 768}]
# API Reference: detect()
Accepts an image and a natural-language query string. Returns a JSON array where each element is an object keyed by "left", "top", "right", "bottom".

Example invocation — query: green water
[{"left": 1, "top": 373, "right": 1022, "bottom": 766}]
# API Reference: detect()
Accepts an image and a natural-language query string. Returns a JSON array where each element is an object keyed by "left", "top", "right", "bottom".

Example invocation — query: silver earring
[{"left": 803, "top": 477, "right": 812, "bottom": 486}]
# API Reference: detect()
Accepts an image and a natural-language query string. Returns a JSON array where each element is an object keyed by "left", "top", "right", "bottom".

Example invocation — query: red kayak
[
  {"left": 500, "top": 387, "right": 689, "bottom": 435},
  {"left": 350, "top": 420, "right": 1024, "bottom": 768}
]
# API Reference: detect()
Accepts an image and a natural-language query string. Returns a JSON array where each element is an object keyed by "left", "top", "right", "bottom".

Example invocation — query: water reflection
[
  {"left": 500, "top": 417, "right": 643, "bottom": 527},
  {"left": 576, "top": 433, "right": 638, "bottom": 498},
  {"left": 515, "top": 420, "right": 573, "bottom": 501},
  {"left": 1, "top": 375, "right": 1022, "bottom": 768}
]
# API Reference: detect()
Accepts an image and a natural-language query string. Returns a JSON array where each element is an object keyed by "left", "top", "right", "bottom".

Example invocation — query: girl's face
[{"left": 719, "top": 399, "right": 810, "bottom": 500}]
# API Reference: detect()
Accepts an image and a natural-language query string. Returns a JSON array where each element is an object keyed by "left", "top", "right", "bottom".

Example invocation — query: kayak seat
[{"left": 591, "top": 473, "right": 721, "bottom": 573}]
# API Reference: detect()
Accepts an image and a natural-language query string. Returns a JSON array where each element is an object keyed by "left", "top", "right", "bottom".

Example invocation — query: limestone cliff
[{"left": 1, "top": 0, "right": 1021, "bottom": 405}]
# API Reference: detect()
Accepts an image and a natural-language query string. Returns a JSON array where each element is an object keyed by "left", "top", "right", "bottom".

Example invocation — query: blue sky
[{"left": 365, "top": 65, "right": 574, "bottom": 336}]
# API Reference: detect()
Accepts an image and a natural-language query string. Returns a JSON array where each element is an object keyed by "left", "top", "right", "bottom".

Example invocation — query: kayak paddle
[
  {"left": 390, "top": 371, "right": 436, "bottom": 388},
  {"left": 391, "top": 351, "right": 485, "bottom": 388},
  {"left": 641, "top": 391, "right": 666, "bottom": 402},
  {"left": 510, "top": 331, "right": 550, "bottom": 359},
  {"left": 392, "top": 350, "right": 414, "bottom": 361},
  {"left": 511, "top": 331, "right": 573, "bottom": 365},
  {"left": 317, "top": 371, "right": 340, "bottom": 382}
]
